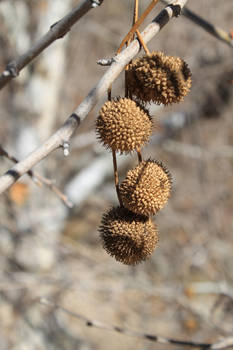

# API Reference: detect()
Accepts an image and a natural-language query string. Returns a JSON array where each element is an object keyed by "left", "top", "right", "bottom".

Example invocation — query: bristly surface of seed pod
[
  {"left": 96, "top": 98, "right": 152, "bottom": 153},
  {"left": 127, "top": 51, "right": 192, "bottom": 105},
  {"left": 99, "top": 206, "right": 159, "bottom": 265},
  {"left": 120, "top": 159, "right": 172, "bottom": 216}
]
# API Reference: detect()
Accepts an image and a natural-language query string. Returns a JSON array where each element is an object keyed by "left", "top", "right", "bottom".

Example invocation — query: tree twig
[
  {"left": 0, "top": 145, "right": 73, "bottom": 207},
  {"left": 161, "top": 0, "right": 233, "bottom": 48},
  {"left": 33, "top": 172, "right": 74, "bottom": 208},
  {"left": 0, "top": 0, "right": 104, "bottom": 89},
  {"left": 0, "top": 0, "right": 189, "bottom": 194},
  {"left": 40, "top": 298, "right": 233, "bottom": 349},
  {"left": 0, "top": 144, "right": 38, "bottom": 183}
]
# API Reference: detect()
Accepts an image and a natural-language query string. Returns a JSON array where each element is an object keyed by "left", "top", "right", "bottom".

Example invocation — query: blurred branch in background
[
  {"left": 161, "top": 0, "right": 233, "bottom": 48},
  {"left": 0, "top": 0, "right": 189, "bottom": 194},
  {"left": 40, "top": 298, "right": 233, "bottom": 350},
  {"left": 0, "top": 0, "right": 104, "bottom": 89},
  {"left": 0, "top": 144, "right": 73, "bottom": 207}
]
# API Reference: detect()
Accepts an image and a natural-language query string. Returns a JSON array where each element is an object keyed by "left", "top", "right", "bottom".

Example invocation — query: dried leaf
[{"left": 9, "top": 183, "right": 29, "bottom": 206}]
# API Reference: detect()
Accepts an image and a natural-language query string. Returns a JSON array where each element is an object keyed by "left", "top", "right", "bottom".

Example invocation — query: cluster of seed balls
[{"left": 96, "top": 51, "right": 192, "bottom": 265}]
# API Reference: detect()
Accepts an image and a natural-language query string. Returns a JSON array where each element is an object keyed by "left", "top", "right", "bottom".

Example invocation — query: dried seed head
[
  {"left": 120, "top": 159, "right": 172, "bottom": 216},
  {"left": 96, "top": 98, "right": 152, "bottom": 153},
  {"left": 99, "top": 206, "right": 159, "bottom": 265},
  {"left": 127, "top": 51, "right": 192, "bottom": 105}
]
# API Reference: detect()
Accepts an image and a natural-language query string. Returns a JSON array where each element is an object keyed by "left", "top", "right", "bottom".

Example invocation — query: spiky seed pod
[
  {"left": 120, "top": 159, "right": 172, "bottom": 216},
  {"left": 127, "top": 51, "right": 192, "bottom": 105},
  {"left": 96, "top": 98, "right": 152, "bottom": 153},
  {"left": 99, "top": 206, "right": 159, "bottom": 265}
]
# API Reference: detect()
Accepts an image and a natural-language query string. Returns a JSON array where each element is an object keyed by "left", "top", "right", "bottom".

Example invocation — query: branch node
[
  {"left": 50, "top": 20, "right": 60, "bottom": 30},
  {"left": 2, "top": 70, "right": 11, "bottom": 77},
  {"left": 63, "top": 142, "right": 70, "bottom": 157},
  {"left": 97, "top": 58, "right": 115, "bottom": 66},
  {"left": 168, "top": 4, "right": 182, "bottom": 17},
  {"left": 91, "top": 0, "right": 103, "bottom": 8},
  {"left": 5, "top": 63, "right": 19, "bottom": 78}
]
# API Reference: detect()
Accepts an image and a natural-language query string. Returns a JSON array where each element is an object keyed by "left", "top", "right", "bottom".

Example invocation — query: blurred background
[{"left": 0, "top": 0, "right": 233, "bottom": 349}]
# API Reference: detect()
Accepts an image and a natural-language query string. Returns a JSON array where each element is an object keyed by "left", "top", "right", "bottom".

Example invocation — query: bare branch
[
  {"left": 33, "top": 172, "right": 74, "bottom": 208},
  {"left": 161, "top": 0, "right": 233, "bottom": 48},
  {"left": 0, "top": 0, "right": 189, "bottom": 194},
  {"left": 0, "top": 144, "right": 73, "bottom": 207},
  {"left": 0, "top": 144, "right": 37, "bottom": 183},
  {"left": 0, "top": 0, "right": 104, "bottom": 89},
  {"left": 40, "top": 298, "right": 233, "bottom": 349}
]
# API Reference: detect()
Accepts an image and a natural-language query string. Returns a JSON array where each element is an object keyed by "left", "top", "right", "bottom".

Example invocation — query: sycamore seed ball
[
  {"left": 96, "top": 98, "right": 153, "bottom": 153},
  {"left": 127, "top": 51, "right": 192, "bottom": 105},
  {"left": 120, "top": 160, "right": 172, "bottom": 217},
  {"left": 99, "top": 206, "right": 159, "bottom": 265}
]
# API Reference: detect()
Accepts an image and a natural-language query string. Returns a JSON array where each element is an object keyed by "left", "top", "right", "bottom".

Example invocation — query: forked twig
[
  {"left": 40, "top": 298, "right": 233, "bottom": 349},
  {"left": 117, "top": 0, "right": 160, "bottom": 54},
  {"left": 0, "top": 145, "right": 73, "bottom": 207},
  {"left": 0, "top": 145, "right": 38, "bottom": 184},
  {"left": 128, "top": 0, "right": 151, "bottom": 54},
  {"left": 0, "top": 0, "right": 104, "bottom": 89}
]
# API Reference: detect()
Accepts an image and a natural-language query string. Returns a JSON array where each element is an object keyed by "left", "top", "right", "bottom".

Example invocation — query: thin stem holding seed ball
[
  {"left": 112, "top": 150, "right": 123, "bottom": 206},
  {"left": 125, "top": 69, "right": 129, "bottom": 98},
  {"left": 137, "top": 148, "right": 143, "bottom": 163},
  {"left": 107, "top": 86, "right": 112, "bottom": 101},
  {"left": 117, "top": 0, "right": 160, "bottom": 54},
  {"left": 134, "top": 0, "right": 151, "bottom": 54},
  {"left": 133, "top": 0, "right": 139, "bottom": 26},
  {"left": 136, "top": 29, "right": 151, "bottom": 55}
]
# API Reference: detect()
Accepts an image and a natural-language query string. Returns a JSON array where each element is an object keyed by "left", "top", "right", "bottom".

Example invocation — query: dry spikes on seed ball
[
  {"left": 96, "top": 98, "right": 152, "bottom": 153},
  {"left": 99, "top": 206, "right": 159, "bottom": 265},
  {"left": 127, "top": 51, "right": 192, "bottom": 105},
  {"left": 120, "top": 159, "right": 172, "bottom": 217}
]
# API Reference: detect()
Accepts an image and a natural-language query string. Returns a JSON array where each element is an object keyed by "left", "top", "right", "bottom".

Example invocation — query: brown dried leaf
[{"left": 9, "top": 183, "right": 29, "bottom": 206}]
